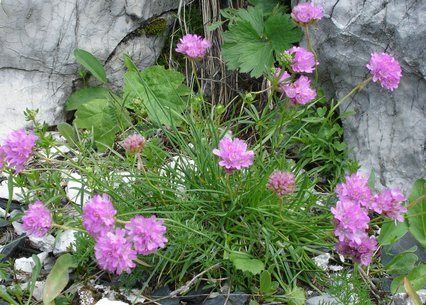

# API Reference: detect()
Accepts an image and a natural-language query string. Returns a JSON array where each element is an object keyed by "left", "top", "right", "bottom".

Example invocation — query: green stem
[
  {"left": 135, "top": 258, "right": 152, "bottom": 267},
  {"left": 304, "top": 24, "right": 318, "bottom": 86},
  {"left": 326, "top": 76, "right": 373, "bottom": 120},
  {"left": 52, "top": 223, "right": 85, "bottom": 233}
]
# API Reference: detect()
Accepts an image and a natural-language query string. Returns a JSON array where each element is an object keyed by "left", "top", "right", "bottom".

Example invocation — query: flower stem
[
  {"left": 115, "top": 218, "right": 131, "bottom": 224},
  {"left": 135, "top": 258, "right": 152, "bottom": 268},
  {"left": 304, "top": 24, "right": 318, "bottom": 85},
  {"left": 52, "top": 223, "right": 85, "bottom": 233}
]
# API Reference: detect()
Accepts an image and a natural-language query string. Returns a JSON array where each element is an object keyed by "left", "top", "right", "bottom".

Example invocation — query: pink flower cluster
[
  {"left": 331, "top": 171, "right": 407, "bottom": 265},
  {"left": 275, "top": 47, "right": 317, "bottom": 105},
  {"left": 176, "top": 34, "right": 212, "bottom": 60},
  {"left": 121, "top": 134, "right": 145, "bottom": 154},
  {"left": 83, "top": 194, "right": 168, "bottom": 274},
  {"left": 0, "top": 129, "right": 38, "bottom": 173},
  {"left": 267, "top": 171, "right": 295, "bottom": 198},
  {"left": 367, "top": 52, "right": 402, "bottom": 91},
  {"left": 213, "top": 137, "right": 254, "bottom": 174},
  {"left": 22, "top": 201, "right": 53, "bottom": 237},
  {"left": 291, "top": 2, "right": 324, "bottom": 25}
]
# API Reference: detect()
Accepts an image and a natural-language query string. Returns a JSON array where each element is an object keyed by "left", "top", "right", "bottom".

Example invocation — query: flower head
[
  {"left": 275, "top": 68, "right": 291, "bottom": 93},
  {"left": 372, "top": 188, "right": 407, "bottom": 222},
  {"left": 285, "top": 47, "right": 318, "bottom": 73},
  {"left": 94, "top": 228, "right": 137, "bottom": 275},
  {"left": 283, "top": 76, "right": 316, "bottom": 105},
  {"left": 335, "top": 172, "right": 373, "bottom": 208},
  {"left": 336, "top": 236, "right": 377, "bottom": 266},
  {"left": 2, "top": 129, "right": 38, "bottom": 173},
  {"left": 367, "top": 52, "right": 402, "bottom": 91},
  {"left": 83, "top": 194, "right": 116, "bottom": 239},
  {"left": 331, "top": 199, "right": 370, "bottom": 244},
  {"left": 176, "top": 34, "right": 212, "bottom": 60},
  {"left": 121, "top": 134, "right": 145, "bottom": 154},
  {"left": 125, "top": 215, "right": 168, "bottom": 255},
  {"left": 213, "top": 137, "right": 254, "bottom": 173},
  {"left": 267, "top": 171, "right": 295, "bottom": 197},
  {"left": 22, "top": 201, "right": 53, "bottom": 237},
  {"left": 291, "top": 3, "right": 324, "bottom": 25}
]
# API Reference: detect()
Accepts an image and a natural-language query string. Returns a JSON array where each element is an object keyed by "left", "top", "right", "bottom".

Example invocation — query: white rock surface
[
  {"left": 306, "top": 294, "right": 346, "bottom": 305},
  {"left": 0, "top": 175, "right": 27, "bottom": 201},
  {"left": 14, "top": 252, "right": 49, "bottom": 273},
  {"left": 66, "top": 172, "right": 91, "bottom": 204},
  {"left": 313, "top": 253, "right": 331, "bottom": 271},
  {"left": 296, "top": 0, "right": 426, "bottom": 192},
  {"left": 29, "top": 234, "right": 55, "bottom": 252},
  {"left": 20, "top": 281, "right": 45, "bottom": 301},
  {"left": 95, "top": 298, "right": 129, "bottom": 305},
  {"left": 12, "top": 221, "right": 25, "bottom": 235},
  {"left": 0, "top": 0, "right": 181, "bottom": 142},
  {"left": 53, "top": 230, "right": 77, "bottom": 255},
  {"left": 392, "top": 289, "right": 426, "bottom": 305}
]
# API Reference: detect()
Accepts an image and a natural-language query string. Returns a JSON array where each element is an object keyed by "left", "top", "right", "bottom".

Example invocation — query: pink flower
[
  {"left": 335, "top": 172, "right": 373, "bottom": 209},
  {"left": 275, "top": 68, "right": 291, "bottom": 93},
  {"left": 83, "top": 194, "right": 116, "bottom": 239},
  {"left": 291, "top": 3, "right": 324, "bottom": 24},
  {"left": 213, "top": 137, "right": 254, "bottom": 173},
  {"left": 125, "top": 215, "right": 168, "bottom": 255},
  {"left": 331, "top": 199, "right": 370, "bottom": 244},
  {"left": 366, "top": 52, "right": 402, "bottom": 91},
  {"left": 372, "top": 188, "right": 407, "bottom": 222},
  {"left": 336, "top": 236, "right": 377, "bottom": 266},
  {"left": 283, "top": 76, "right": 316, "bottom": 105},
  {"left": 94, "top": 228, "right": 137, "bottom": 275},
  {"left": 22, "top": 201, "right": 53, "bottom": 237},
  {"left": 285, "top": 47, "right": 318, "bottom": 73},
  {"left": 267, "top": 171, "right": 295, "bottom": 197},
  {"left": 121, "top": 134, "right": 145, "bottom": 154},
  {"left": 2, "top": 129, "right": 38, "bottom": 173},
  {"left": 176, "top": 34, "right": 212, "bottom": 60}
]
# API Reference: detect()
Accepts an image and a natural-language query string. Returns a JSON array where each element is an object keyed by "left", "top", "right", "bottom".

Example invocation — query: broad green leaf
[
  {"left": 43, "top": 254, "right": 77, "bottom": 305},
  {"left": 248, "top": 0, "right": 281, "bottom": 11},
  {"left": 74, "top": 49, "right": 107, "bottom": 83},
  {"left": 57, "top": 122, "right": 78, "bottom": 147},
  {"left": 123, "top": 66, "right": 190, "bottom": 127},
  {"left": 286, "top": 286, "right": 305, "bottom": 305},
  {"left": 74, "top": 99, "right": 117, "bottom": 150},
  {"left": 407, "top": 180, "right": 426, "bottom": 248},
  {"left": 391, "top": 264, "right": 426, "bottom": 294},
  {"left": 378, "top": 219, "right": 409, "bottom": 245},
  {"left": 264, "top": 13, "right": 303, "bottom": 51},
  {"left": 65, "top": 87, "right": 110, "bottom": 111},
  {"left": 384, "top": 252, "right": 418, "bottom": 275},
  {"left": 260, "top": 270, "right": 272, "bottom": 293},
  {"left": 229, "top": 252, "right": 264, "bottom": 275}
]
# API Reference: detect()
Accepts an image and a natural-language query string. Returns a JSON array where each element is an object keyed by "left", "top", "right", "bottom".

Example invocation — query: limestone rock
[
  {"left": 0, "top": 0, "right": 181, "bottom": 142},
  {"left": 295, "top": 0, "right": 426, "bottom": 192},
  {"left": 14, "top": 252, "right": 49, "bottom": 273},
  {"left": 53, "top": 229, "right": 77, "bottom": 255},
  {"left": 392, "top": 289, "right": 426, "bottom": 305}
]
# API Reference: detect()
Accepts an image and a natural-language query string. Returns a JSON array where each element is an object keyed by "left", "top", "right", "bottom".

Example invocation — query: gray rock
[
  {"left": 29, "top": 234, "right": 55, "bottom": 252},
  {"left": 14, "top": 251, "right": 49, "bottom": 273},
  {"left": 53, "top": 229, "right": 77, "bottom": 255},
  {"left": 0, "top": 0, "right": 181, "bottom": 142},
  {"left": 392, "top": 289, "right": 426, "bottom": 305},
  {"left": 297, "top": 0, "right": 426, "bottom": 193}
]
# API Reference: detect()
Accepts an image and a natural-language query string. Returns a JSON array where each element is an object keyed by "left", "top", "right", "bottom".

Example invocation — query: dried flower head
[
  {"left": 125, "top": 215, "right": 168, "bottom": 255},
  {"left": 372, "top": 188, "right": 407, "bottom": 222},
  {"left": 367, "top": 52, "right": 402, "bottom": 91},
  {"left": 267, "top": 171, "right": 295, "bottom": 197},
  {"left": 83, "top": 194, "right": 116, "bottom": 239},
  {"left": 291, "top": 2, "right": 324, "bottom": 25},
  {"left": 22, "top": 201, "right": 53, "bottom": 237},
  {"left": 285, "top": 47, "right": 318, "bottom": 73},
  {"left": 121, "top": 134, "right": 145, "bottom": 154},
  {"left": 283, "top": 76, "right": 316, "bottom": 105},
  {"left": 176, "top": 34, "right": 212, "bottom": 60},
  {"left": 0, "top": 147, "right": 6, "bottom": 171},
  {"left": 94, "top": 228, "right": 137, "bottom": 275},
  {"left": 213, "top": 137, "right": 254, "bottom": 173},
  {"left": 2, "top": 129, "right": 38, "bottom": 173}
]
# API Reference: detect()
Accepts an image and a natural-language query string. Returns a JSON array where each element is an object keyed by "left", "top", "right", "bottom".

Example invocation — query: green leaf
[
  {"left": 124, "top": 66, "right": 190, "bottom": 127},
  {"left": 65, "top": 87, "right": 110, "bottom": 111},
  {"left": 74, "top": 99, "right": 117, "bottom": 150},
  {"left": 223, "top": 7, "right": 302, "bottom": 78},
  {"left": 249, "top": 300, "right": 259, "bottom": 305},
  {"left": 207, "top": 21, "right": 225, "bottom": 31},
  {"left": 57, "top": 123, "right": 78, "bottom": 147},
  {"left": 391, "top": 264, "right": 426, "bottom": 294},
  {"left": 378, "top": 219, "right": 408, "bottom": 245},
  {"left": 43, "top": 254, "right": 77, "bottom": 305},
  {"left": 26, "top": 255, "right": 42, "bottom": 305},
  {"left": 368, "top": 169, "right": 376, "bottom": 190},
  {"left": 260, "top": 270, "right": 272, "bottom": 293},
  {"left": 248, "top": 0, "right": 281, "bottom": 11},
  {"left": 407, "top": 180, "right": 426, "bottom": 248},
  {"left": 0, "top": 288, "right": 19, "bottom": 305},
  {"left": 123, "top": 54, "right": 139, "bottom": 72},
  {"left": 229, "top": 252, "right": 264, "bottom": 275},
  {"left": 286, "top": 286, "right": 306, "bottom": 305},
  {"left": 384, "top": 252, "right": 418, "bottom": 275},
  {"left": 74, "top": 49, "right": 107, "bottom": 83},
  {"left": 403, "top": 277, "right": 423, "bottom": 305}
]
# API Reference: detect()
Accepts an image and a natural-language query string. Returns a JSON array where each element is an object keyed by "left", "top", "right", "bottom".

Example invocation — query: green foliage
[
  {"left": 378, "top": 219, "right": 409, "bottom": 245},
  {"left": 391, "top": 264, "right": 426, "bottom": 294},
  {"left": 222, "top": 5, "right": 302, "bottom": 77},
  {"left": 229, "top": 252, "right": 265, "bottom": 275},
  {"left": 407, "top": 179, "right": 426, "bottom": 248},
  {"left": 73, "top": 49, "right": 107, "bottom": 83},
  {"left": 65, "top": 87, "right": 110, "bottom": 111}
]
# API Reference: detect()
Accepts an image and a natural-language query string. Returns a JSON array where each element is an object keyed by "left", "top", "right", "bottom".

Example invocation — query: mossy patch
[{"left": 137, "top": 18, "right": 168, "bottom": 36}]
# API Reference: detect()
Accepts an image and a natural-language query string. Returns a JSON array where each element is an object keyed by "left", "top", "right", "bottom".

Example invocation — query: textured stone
[
  {"left": 392, "top": 289, "right": 426, "bottom": 305},
  {"left": 295, "top": 0, "right": 426, "bottom": 192},
  {"left": 0, "top": 0, "right": 180, "bottom": 142},
  {"left": 306, "top": 294, "right": 345, "bottom": 305}
]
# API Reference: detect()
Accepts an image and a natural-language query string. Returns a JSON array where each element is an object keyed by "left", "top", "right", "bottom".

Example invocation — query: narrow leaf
[
  {"left": 74, "top": 49, "right": 107, "bottom": 83},
  {"left": 407, "top": 180, "right": 426, "bottom": 248},
  {"left": 26, "top": 255, "right": 42, "bottom": 305},
  {"left": 403, "top": 277, "right": 423, "bottom": 305}
]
